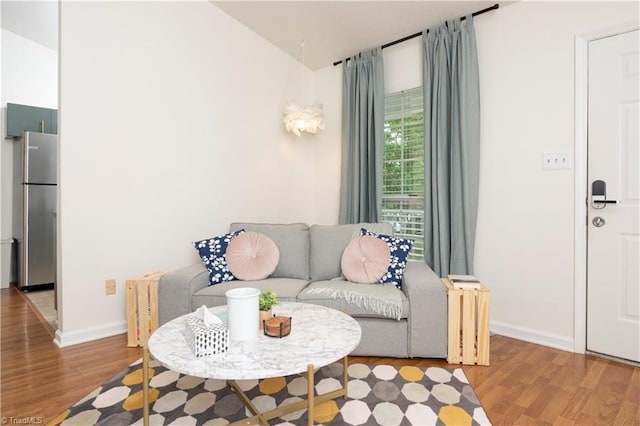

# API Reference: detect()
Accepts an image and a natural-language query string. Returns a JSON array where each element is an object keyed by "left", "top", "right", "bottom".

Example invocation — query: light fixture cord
[{"left": 295, "top": 39, "right": 305, "bottom": 66}]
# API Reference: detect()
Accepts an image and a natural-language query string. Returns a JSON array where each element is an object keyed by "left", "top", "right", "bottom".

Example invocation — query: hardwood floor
[
  {"left": 1, "top": 287, "right": 142, "bottom": 423},
  {"left": 1, "top": 286, "right": 638, "bottom": 425}
]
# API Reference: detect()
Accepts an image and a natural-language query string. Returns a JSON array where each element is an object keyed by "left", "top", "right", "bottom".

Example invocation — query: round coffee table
[{"left": 148, "top": 302, "right": 361, "bottom": 426}]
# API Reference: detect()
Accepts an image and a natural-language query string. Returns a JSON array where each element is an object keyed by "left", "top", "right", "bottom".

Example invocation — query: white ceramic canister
[{"left": 225, "top": 287, "right": 260, "bottom": 341}]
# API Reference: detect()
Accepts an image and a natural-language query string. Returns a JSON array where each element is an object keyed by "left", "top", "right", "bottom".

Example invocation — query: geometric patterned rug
[{"left": 48, "top": 359, "right": 491, "bottom": 426}]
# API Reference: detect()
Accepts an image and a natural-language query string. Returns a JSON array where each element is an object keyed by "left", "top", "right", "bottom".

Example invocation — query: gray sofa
[{"left": 158, "top": 222, "right": 447, "bottom": 358}]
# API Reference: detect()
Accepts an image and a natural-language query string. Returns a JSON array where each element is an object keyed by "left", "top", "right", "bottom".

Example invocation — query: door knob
[
  {"left": 591, "top": 180, "right": 621, "bottom": 209},
  {"left": 592, "top": 217, "right": 605, "bottom": 227}
]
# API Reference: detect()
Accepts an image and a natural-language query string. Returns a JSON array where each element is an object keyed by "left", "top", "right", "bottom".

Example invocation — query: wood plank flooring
[
  {"left": 1, "top": 286, "right": 638, "bottom": 425},
  {"left": 1, "top": 287, "right": 142, "bottom": 423}
]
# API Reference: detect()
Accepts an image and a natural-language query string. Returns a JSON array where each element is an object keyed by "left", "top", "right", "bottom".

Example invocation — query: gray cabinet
[{"left": 6, "top": 103, "right": 58, "bottom": 137}]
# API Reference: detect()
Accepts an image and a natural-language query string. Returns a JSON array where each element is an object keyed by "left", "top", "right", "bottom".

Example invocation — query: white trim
[
  {"left": 491, "top": 321, "right": 574, "bottom": 353},
  {"left": 573, "top": 20, "right": 639, "bottom": 355},
  {"left": 53, "top": 320, "right": 127, "bottom": 347},
  {"left": 574, "top": 34, "right": 588, "bottom": 354}
]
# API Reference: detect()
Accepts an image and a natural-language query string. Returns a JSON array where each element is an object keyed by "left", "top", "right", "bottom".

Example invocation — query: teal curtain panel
[
  {"left": 422, "top": 16, "right": 481, "bottom": 276},
  {"left": 339, "top": 48, "right": 385, "bottom": 224}
]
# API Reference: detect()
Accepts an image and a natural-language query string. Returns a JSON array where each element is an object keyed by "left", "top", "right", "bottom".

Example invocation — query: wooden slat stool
[
  {"left": 443, "top": 278, "right": 490, "bottom": 366},
  {"left": 126, "top": 271, "right": 165, "bottom": 426},
  {"left": 126, "top": 271, "right": 164, "bottom": 347}
]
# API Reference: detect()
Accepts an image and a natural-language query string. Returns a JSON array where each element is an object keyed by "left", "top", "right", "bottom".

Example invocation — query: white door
[{"left": 587, "top": 30, "right": 640, "bottom": 362}]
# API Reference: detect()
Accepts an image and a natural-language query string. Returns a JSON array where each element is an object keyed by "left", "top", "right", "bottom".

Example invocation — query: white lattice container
[{"left": 184, "top": 316, "right": 229, "bottom": 357}]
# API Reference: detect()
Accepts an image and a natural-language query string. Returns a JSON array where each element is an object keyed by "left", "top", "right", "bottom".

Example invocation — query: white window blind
[{"left": 383, "top": 87, "right": 424, "bottom": 260}]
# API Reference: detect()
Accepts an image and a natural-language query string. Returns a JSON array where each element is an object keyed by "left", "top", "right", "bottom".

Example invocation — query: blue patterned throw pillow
[
  {"left": 194, "top": 229, "right": 245, "bottom": 286},
  {"left": 361, "top": 228, "right": 413, "bottom": 288}
]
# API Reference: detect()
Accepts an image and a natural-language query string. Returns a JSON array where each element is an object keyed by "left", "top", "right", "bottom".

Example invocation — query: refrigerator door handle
[
  {"left": 22, "top": 184, "right": 29, "bottom": 288},
  {"left": 22, "top": 133, "right": 28, "bottom": 184}
]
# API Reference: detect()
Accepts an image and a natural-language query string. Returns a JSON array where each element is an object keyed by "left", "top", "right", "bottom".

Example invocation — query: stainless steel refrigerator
[{"left": 13, "top": 131, "right": 57, "bottom": 290}]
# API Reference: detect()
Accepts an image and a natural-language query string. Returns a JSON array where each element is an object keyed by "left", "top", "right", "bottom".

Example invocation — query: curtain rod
[{"left": 332, "top": 3, "right": 499, "bottom": 67}]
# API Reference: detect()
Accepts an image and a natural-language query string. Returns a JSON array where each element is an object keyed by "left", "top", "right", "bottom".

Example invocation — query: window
[{"left": 383, "top": 87, "right": 424, "bottom": 260}]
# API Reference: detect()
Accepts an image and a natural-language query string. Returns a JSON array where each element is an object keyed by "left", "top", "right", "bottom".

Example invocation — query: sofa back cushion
[
  {"left": 229, "top": 223, "right": 309, "bottom": 279},
  {"left": 309, "top": 223, "right": 393, "bottom": 281}
]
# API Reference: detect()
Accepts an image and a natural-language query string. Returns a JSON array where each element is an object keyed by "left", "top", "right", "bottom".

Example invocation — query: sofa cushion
[
  {"left": 192, "top": 278, "right": 310, "bottom": 309},
  {"left": 362, "top": 228, "right": 413, "bottom": 289},
  {"left": 297, "top": 279, "right": 409, "bottom": 320},
  {"left": 229, "top": 223, "right": 309, "bottom": 279},
  {"left": 341, "top": 236, "right": 390, "bottom": 284},
  {"left": 226, "top": 232, "right": 279, "bottom": 280},
  {"left": 193, "top": 229, "right": 245, "bottom": 285},
  {"left": 309, "top": 223, "right": 393, "bottom": 281}
]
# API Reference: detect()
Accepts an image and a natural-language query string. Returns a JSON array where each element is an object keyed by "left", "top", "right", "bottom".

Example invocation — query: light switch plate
[{"left": 543, "top": 151, "right": 571, "bottom": 170}]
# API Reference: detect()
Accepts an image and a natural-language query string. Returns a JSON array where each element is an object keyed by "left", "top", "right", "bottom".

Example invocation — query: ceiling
[
  {"left": 1, "top": 1, "right": 507, "bottom": 69},
  {"left": 212, "top": 1, "right": 505, "bottom": 70},
  {"left": 1, "top": 0, "right": 58, "bottom": 51}
]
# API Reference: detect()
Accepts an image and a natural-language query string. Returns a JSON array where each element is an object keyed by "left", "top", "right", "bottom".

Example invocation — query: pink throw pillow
[
  {"left": 341, "top": 236, "right": 391, "bottom": 284},
  {"left": 226, "top": 232, "right": 280, "bottom": 280}
]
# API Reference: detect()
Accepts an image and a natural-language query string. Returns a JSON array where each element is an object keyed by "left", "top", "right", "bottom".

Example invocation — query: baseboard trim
[
  {"left": 51, "top": 318, "right": 575, "bottom": 351},
  {"left": 54, "top": 320, "right": 127, "bottom": 347},
  {"left": 490, "top": 320, "right": 575, "bottom": 353}
]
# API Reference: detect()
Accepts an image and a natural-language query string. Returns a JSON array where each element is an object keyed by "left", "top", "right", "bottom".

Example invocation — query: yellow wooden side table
[
  {"left": 126, "top": 271, "right": 165, "bottom": 426},
  {"left": 125, "top": 271, "right": 164, "bottom": 347},
  {"left": 443, "top": 278, "right": 490, "bottom": 366}
]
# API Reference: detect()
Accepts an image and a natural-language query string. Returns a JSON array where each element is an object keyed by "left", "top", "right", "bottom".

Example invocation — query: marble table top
[{"left": 148, "top": 302, "right": 362, "bottom": 380}]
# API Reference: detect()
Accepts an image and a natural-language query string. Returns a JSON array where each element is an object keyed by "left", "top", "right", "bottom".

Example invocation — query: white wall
[
  {"left": 383, "top": 36, "right": 422, "bottom": 95},
  {"left": 0, "top": 29, "right": 58, "bottom": 239},
  {"left": 57, "top": 1, "right": 319, "bottom": 344},
  {"left": 308, "top": 64, "right": 342, "bottom": 225},
  {"left": 473, "top": 1, "right": 638, "bottom": 350}
]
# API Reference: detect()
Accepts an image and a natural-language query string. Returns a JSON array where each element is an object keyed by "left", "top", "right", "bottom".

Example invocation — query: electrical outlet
[
  {"left": 105, "top": 279, "right": 116, "bottom": 295},
  {"left": 542, "top": 151, "right": 571, "bottom": 170}
]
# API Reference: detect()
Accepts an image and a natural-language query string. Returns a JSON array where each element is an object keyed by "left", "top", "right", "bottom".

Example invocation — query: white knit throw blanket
[{"left": 306, "top": 281, "right": 404, "bottom": 320}]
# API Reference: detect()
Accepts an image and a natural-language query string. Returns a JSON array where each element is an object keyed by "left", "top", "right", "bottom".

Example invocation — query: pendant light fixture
[
  {"left": 283, "top": 102, "right": 324, "bottom": 136},
  {"left": 282, "top": 40, "right": 324, "bottom": 136}
]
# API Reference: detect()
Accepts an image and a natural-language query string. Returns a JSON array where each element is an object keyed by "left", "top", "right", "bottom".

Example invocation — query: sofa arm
[
  {"left": 401, "top": 261, "right": 448, "bottom": 358},
  {"left": 158, "top": 263, "right": 209, "bottom": 325}
]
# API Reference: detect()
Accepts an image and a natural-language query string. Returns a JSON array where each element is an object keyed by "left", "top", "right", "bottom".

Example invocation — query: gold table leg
[
  {"left": 227, "top": 356, "right": 349, "bottom": 426},
  {"left": 142, "top": 346, "right": 150, "bottom": 426},
  {"left": 227, "top": 380, "right": 269, "bottom": 426},
  {"left": 307, "top": 364, "right": 315, "bottom": 426}
]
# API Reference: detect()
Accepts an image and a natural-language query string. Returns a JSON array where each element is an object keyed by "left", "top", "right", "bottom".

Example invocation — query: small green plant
[{"left": 259, "top": 289, "right": 279, "bottom": 311}]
